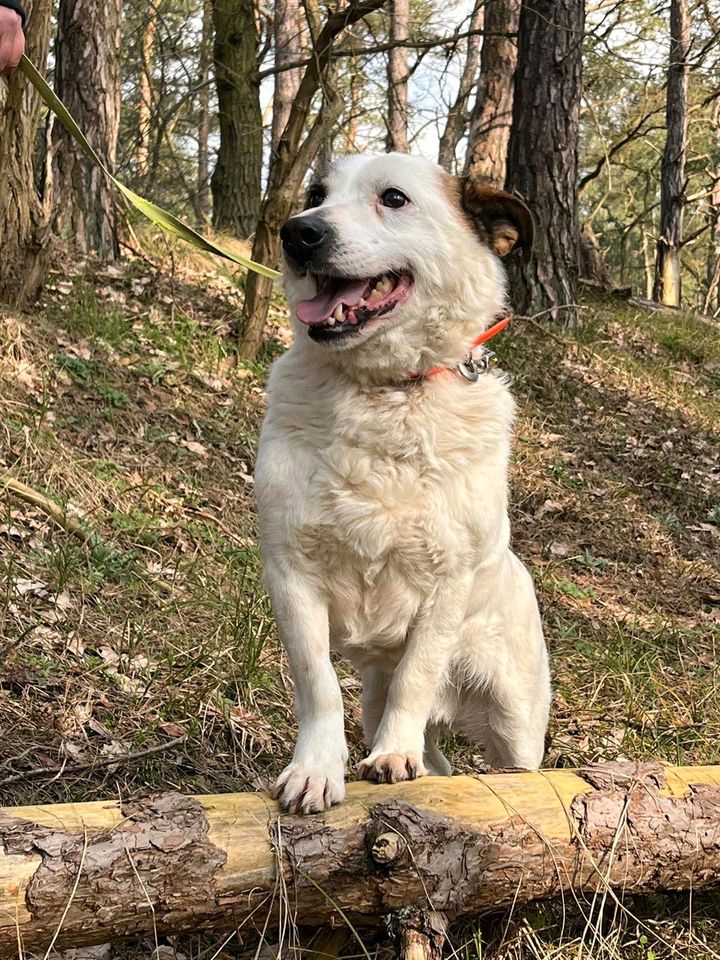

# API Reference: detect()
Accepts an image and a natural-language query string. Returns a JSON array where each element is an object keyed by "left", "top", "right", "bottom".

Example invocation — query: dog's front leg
[
  {"left": 266, "top": 565, "right": 347, "bottom": 813},
  {"left": 357, "top": 575, "right": 470, "bottom": 784}
]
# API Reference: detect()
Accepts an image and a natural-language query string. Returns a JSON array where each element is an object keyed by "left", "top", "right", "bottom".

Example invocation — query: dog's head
[{"left": 280, "top": 153, "right": 533, "bottom": 372}]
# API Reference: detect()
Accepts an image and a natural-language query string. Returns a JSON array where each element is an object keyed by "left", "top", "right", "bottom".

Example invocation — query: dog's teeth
[
  {"left": 327, "top": 316, "right": 336, "bottom": 327},
  {"left": 333, "top": 304, "right": 344, "bottom": 322},
  {"left": 377, "top": 278, "right": 392, "bottom": 294}
]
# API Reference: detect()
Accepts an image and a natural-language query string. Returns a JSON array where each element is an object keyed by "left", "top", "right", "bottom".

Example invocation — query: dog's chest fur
[{"left": 257, "top": 351, "right": 515, "bottom": 663}]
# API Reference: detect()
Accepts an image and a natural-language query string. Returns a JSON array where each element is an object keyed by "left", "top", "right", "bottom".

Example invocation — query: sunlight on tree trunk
[
  {"left": 53, "top": 0, "right": 121, "bottom": 260},
  {"left": 464, "top": 0, "right": 519, "bottom": 185},
  {"left": 271, "top": 0, "right": 302, "bottom": 157},
  {"left": 136, "top": 14, "right": 156, "bottom": 183},
  {"left": 653, "top": 0, "right": 689, "bottom": 308},
  {"left": 386, "top": 0, "right": 410, "bottom": 152}
]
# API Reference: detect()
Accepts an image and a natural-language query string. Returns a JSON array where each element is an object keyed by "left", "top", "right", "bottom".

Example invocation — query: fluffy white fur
[{"left": 255, "top": 153, "right": 551, "bottom": 814}]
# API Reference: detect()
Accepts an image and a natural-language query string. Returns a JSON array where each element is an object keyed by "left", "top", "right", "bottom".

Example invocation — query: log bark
[
  {"left": 1, "top": 763, "right": 720, "bottom": 956},
  {"left": 53, "top": 0, "right": 122, "bottom": 260},
  {"left": 505, "top": 0, "right": 584, "bottom": 327},
  {"left": 0, "top": 0, "right": 53, "bottom": 306},
  {"left": 653, "top": 0, "right": 690, "bottom": 307},
  {"left": 464, "top": 0, "right": 519, "bottom": 185}
]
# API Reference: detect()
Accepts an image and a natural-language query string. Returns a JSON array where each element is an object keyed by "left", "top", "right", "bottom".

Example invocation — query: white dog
[{"left": 255, "top": 153, "right": 551, "bottom": 814}]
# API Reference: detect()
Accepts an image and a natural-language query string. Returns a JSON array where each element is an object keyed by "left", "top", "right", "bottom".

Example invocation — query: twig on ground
[
  {"left": 1, "top": 475, "right": 94, "bottom": 544},
  {"left": 0, "top": 736, "right": 188, "bottom": 788},
  {"left": 1, "top": 473, "right": 176, "bottom": 595}
]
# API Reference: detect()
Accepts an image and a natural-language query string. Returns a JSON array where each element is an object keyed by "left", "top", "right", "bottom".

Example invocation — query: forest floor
[{"left": 1, "top": 239, "right": 719, "bottom": 959}]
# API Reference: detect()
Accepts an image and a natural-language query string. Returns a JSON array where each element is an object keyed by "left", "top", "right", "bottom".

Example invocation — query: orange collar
[{"left": 406, "top": 315, "right": 510, "bottom": 382}]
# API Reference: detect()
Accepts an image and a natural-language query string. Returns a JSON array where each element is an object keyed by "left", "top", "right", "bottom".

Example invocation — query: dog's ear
[{"left": 459, "top": 179, "right": 535, "bottom": 262}]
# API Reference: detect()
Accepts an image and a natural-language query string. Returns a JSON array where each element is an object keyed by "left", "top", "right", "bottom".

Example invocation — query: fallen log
[{"left": 0, "top": 762, "right": 719, "bottom": 956}]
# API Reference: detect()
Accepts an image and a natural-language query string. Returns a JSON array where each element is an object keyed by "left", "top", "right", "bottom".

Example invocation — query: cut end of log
[{"left": 371, "top": 830, "right": 407, "bottom": 866}]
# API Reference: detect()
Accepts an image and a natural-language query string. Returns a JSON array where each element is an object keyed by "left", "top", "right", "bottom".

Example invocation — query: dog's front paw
[
  {"left": 271, "top": 762, "right": 346, "bottom": 814},
  {"left": 356, "top": 751, "right": 428, "bottom": 784}
]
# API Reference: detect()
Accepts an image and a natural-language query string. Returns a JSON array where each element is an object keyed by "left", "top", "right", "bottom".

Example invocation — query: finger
[
  {"left": 0, "top": 35, "right": 12, "bottom": 75},
  {"left": 8, "top": 28, "right": 24, "bottom": 70}
]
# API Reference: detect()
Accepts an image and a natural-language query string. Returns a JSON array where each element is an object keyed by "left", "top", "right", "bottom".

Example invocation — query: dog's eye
[
  {"left": 380, "top": 188, "right": 410, "bottom": 209},
  {"left": 304, "top": 187, "right": 325, "bottom": 210}
]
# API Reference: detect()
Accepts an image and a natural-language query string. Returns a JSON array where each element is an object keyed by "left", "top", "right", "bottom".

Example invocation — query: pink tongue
[{"left": 296, "top": 278, "right": 369, "bottom": 326}]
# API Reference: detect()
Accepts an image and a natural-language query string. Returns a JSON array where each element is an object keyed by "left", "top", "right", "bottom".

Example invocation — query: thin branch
[
  {"left": 257, "top": 25, "right": 514, "bottom": 80},
  {"left": 0, "top": 737, "right": 188, "bottom": 788}
]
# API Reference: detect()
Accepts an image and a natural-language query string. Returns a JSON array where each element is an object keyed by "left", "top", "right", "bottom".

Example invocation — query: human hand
[{"left": 0, "top": 8, "right": 24, "bottom": 76}]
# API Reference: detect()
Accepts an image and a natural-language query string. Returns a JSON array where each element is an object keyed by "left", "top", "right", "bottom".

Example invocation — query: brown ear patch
[{"left": 458, "top": 179, "right": 535, "bottom": 262}]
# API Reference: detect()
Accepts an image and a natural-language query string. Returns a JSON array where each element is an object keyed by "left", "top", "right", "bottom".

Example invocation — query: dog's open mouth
[{"left": 296, "top": 271, "right": 413, "bottom": 342}]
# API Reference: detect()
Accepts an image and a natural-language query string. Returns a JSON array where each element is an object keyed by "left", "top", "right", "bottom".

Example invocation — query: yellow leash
[{"left": 19, "top": 55, "right": 281, "bottom": 281}]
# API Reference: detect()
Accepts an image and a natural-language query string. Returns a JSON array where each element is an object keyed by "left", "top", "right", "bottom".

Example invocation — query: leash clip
[{"left": 457, "top": 348, "right": 497, "bottom": 382}]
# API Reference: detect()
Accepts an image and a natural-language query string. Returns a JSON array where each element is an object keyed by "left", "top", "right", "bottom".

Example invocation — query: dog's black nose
[{"left": 280, "top": 215, "right": 328, "bottom": 266}]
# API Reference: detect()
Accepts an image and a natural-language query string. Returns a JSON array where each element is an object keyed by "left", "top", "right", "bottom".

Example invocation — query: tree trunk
[
  {"left": 211, "top": 0, "right": 262, "bottom": 239},
  {"left": 464, "top": 0, "right": 520, "bottom": 185},
  {"left": 1, "top": 764, "right": 719, "bottom": 955},
  {"left": 271, "top": 0, "right": 302, "bottom": 157},
  {"left": 197, "top": 0, "right": 213, "bottom": 221},
  {"left": 437, "top": 0, "right": 483, "bottom": 173},
  {"left": 579, "top": 222, "right": 611, "bottom": 287},
  {"left": 705, "top": 165, "right": 720, "bottom": 316},
  {"left": 345, "top": 67, "right": 360, "bottom": 152},
  {"left": 505, "top": 0, "right": 584, "bottom": 327},
  {"left": 238, "top": 0, "right": 385, "bottom": 359},
  {"left": 386, "top": 0, "right": 410, "bottom": 152},
  {"left": 53, "top": 0, "right": 122, "bottom": 260},
  {"left": 136, "top": 13, "right": 156, "bottom": 183},
  {"left": 642, "top": 229, "right": 655, "bottom": 300},
  {"left": 653, "top": 0, "right": 690, "bottom": 307},
  {"left": 0, "top": 0, "right": 53, "bottom": 305}
]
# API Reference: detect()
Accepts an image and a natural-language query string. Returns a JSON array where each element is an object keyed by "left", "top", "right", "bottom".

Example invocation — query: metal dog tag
[
  {"left": 457, "top": 349, "right": 497, "bottom": 382},
  {"left": 458, "top": 357, "right": 480, "bottom": 382}
]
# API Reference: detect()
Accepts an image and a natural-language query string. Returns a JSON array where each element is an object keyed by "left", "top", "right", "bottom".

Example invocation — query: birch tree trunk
[
  {"left": 53, "top": 0, "right": 122, "bottom": 260},
  {"left": 505, "top": 0, "right": 584, "bottom": 327},
  {"left": 437, "top": 0, "right": 483, "bottom": 173},
  {"left": 211, "top": 0, "right": 262, "bottom": 239},
  {"left": 1, "top": 764, "right": 719, "bottom": 956},
  {"left": 197, "top": 0, "right": 213, "bottom": 221},
  {"left": 0, "top": 0, "right": 53, "bottom": 304},
  {"left": 653, "top": 0, "right": 690, "bottom": 307},
  {"left": 386, "top": 0, "right": 410, "bottom": 152},
  {"left": 464, "top": 0, "right": 520, "bottom": 185}
]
